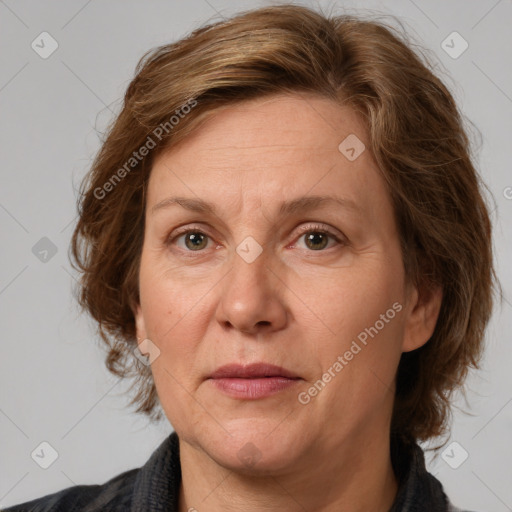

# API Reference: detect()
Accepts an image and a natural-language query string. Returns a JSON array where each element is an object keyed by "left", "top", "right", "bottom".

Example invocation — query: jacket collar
[
  {"left": 131, "top": 431, "right": 181, "bottom": 511},
  {"left": 130, "top": 431, "right": 449, "bottom": 511},
  {"left": 389, "top": 435, "right": 449, "bottom": 511}
]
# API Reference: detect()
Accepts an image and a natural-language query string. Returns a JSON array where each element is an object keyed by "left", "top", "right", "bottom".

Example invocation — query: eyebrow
[{"left": 150, "top": 194, "right": 361, "bottom": 217}]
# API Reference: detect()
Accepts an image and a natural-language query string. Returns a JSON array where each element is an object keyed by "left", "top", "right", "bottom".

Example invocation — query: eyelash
[{"left": 167, "top": 223, "right": 345, "bottom": 254}]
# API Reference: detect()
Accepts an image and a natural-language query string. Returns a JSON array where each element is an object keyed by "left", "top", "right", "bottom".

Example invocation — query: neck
[{"left": 177, "top": 424, "right": 398, "bottom": 512}]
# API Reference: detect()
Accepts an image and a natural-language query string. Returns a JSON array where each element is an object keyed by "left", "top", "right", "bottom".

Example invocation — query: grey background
[{"left": 0, "top": 0, "right": 511, "bottom": 510}]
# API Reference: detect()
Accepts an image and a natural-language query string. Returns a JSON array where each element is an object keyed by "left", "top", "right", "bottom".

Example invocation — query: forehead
[
  {"left": 146, "top": 93, "right": 389, "bottom": 221},
  {"left": 161, "top": 93, "right": 367, "bottom": 159}
]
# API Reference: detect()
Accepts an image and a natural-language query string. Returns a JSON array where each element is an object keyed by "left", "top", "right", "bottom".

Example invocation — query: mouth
[
  {"left": 209, "top": 363, "right": 300, "bottom": 380},
  {"left": 207, "top": 363, "right": 302, "bottom": 400}
]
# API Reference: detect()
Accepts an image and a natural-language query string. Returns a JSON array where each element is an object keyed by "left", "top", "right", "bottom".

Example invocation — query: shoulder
[
  {"left": 389, "top": 435, "right": 480, "bottom": 512},
  {"left": 2, "top": 432, "right": 180, "bottom": 512},
  {"left": 1, "top": 467, "right": 139, "bottom": 512}
]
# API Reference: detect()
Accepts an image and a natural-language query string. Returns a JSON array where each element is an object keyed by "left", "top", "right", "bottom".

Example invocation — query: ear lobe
[{"left": 402, "top": 283, "right": 443, "bottom": 353}]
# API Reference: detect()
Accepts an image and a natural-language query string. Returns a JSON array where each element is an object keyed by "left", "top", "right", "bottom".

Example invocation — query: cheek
[
  {"left": 306, "top": 260, "right": 406, "bottom": 386},
  {"left": 140, "top": 274, "right": 208, "bottom": 428},
  {"left": 139, "top": 251, "right": 211, "bottom": 338},
  {"left": 138, "top": 257, "right": 222, "bottom": 390},
  {"left": 310, "top": 261, "right": 404, "bottom": 338},
  {"left": 301, "top": 305, "right": 405, "bottom": 432}
]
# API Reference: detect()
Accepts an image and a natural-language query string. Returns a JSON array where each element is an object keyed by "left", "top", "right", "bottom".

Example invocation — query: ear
[
  {"left": 131, "top": 300, "right": 148, "bottom": 342},
  {"left": 401, "top": 282, "right": 443, "bottom": 353}
]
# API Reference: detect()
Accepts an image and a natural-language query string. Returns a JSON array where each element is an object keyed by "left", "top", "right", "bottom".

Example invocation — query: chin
[{"left": 198, "top": 417, "right": 307, "bottom": 474}]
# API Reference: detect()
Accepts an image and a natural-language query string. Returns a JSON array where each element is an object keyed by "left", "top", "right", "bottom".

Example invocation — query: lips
[
  {"left": 209, "top": 363, "right": 300, "bottom": 380},
  {"left": 207, "top": 363, "right": 301, "bottom": 399}
]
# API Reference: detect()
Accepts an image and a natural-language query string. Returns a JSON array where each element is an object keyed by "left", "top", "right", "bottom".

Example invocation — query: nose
[{"left": 215, "top": 245, "right": 288, "bottom": 335}]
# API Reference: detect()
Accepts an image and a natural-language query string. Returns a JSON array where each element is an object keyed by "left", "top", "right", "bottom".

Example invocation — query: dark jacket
[{"left": 2, "top": 432, "right": 473, "bottom": 511}]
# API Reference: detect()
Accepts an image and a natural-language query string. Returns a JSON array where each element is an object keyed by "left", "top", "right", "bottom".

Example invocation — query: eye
[
  {"left": 171, "top": 228, "right": 213, "bottom": 251},
  {"left": 167, "top": 223, "right": 345, "bottom": 254},
  {"left": 293, "top": 224, "right": 344, "bottom": 251}
]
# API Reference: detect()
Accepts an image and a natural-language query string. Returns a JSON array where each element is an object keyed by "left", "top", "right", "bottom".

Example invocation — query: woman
[{"left": 5, "top": 4, "right": 497, "bottom": 511}]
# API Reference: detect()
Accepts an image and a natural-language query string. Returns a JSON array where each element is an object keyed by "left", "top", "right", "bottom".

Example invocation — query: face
[{"left": 134, "top": 93, "right": 438, "bottom": 475}]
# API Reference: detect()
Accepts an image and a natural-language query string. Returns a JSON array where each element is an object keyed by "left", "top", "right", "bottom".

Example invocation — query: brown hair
[{"left": 70, "top": 4, "right": 498, "bottom": 443}]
